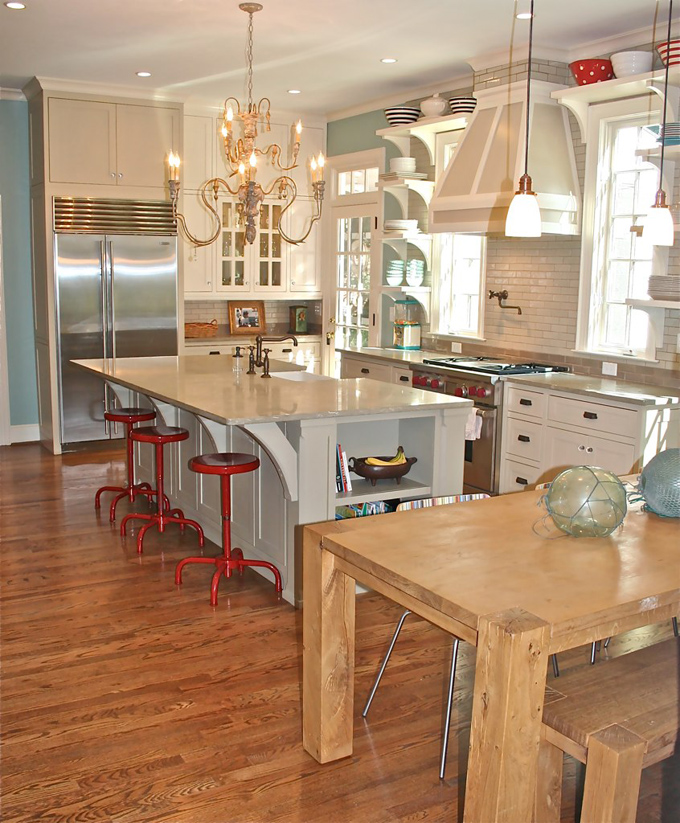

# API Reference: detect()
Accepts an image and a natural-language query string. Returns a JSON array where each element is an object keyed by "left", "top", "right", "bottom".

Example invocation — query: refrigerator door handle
[
  {"left": 101, "top": 240, "right": 110, "bottom": 359},
  {"left": 107, "top": 240, "right": 117, "bottom": 360}
]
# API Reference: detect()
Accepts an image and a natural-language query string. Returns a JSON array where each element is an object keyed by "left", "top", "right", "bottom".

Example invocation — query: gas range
[{"left": 421, "top": 356, "right": 570, "bottom": 376}]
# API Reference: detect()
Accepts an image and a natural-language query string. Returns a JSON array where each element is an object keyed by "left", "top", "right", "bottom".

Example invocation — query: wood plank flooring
[{"left": 1, "top": 443, "right": 678, "bottom": 823}]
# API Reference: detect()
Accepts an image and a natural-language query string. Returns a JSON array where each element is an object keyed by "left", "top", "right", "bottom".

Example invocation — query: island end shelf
[{"left": 74, "top": 355, "right": 473, "bottom": 604}]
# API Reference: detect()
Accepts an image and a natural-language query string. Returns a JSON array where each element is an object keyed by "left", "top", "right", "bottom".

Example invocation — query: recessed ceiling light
[
  {"left": 516, "top": 11, "right": 533, "bottom": 19},
  {"left": 4, "top": 2, "right": 27, "bottom": 9},
  {"left": 136, "top": 71, "right": 152, "bottom": 78},
  {"left": 381, "top": 57, "right": 398, "bottom": 64},
  {"left": 287, "top": 89, "right": 301, "bottom": 94}
]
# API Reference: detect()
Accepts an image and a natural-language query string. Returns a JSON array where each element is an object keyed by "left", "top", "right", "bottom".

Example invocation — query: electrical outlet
[
  {"left": 602, "top": 361, "right": 617, "bottom": 377},
  {"left": 450, "top": 341, "right": 462, "bottom": 353}
]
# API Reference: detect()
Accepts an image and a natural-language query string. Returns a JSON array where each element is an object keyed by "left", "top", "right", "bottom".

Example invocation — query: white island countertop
[{"left": 74, "top": 355, "right": 472, "bottom": 425}]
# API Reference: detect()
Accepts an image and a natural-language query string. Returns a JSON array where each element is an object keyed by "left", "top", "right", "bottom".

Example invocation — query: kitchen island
[{"left": 74, "top": 355, "right": 472, "bottom": 604}]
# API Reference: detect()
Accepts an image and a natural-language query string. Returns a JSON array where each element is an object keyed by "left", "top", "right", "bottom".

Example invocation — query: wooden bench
[{"left": 535, "top": 638, "right": 680, "bottom": 823}]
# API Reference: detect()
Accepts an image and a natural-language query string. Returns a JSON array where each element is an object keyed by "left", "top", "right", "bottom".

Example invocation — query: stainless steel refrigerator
[{"left": 55, "top": 233, "right": 178, "bottom": 445}]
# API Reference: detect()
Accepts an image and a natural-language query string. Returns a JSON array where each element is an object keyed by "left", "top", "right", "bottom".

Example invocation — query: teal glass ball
[
  {"left": 546, "top": 465, "right": 627, "bottom": 538},
  {"left": 639, "top": 448, "right": 680, "bottom": 518}
]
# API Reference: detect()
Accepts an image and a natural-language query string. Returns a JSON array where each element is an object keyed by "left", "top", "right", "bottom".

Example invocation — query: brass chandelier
[{"left": 168, "top": 2, "right": 325, "bottom": 247}]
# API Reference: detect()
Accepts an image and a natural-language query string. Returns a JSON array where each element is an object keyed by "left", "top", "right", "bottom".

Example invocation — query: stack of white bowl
[
  {"left": 390, "top": 157, "right": 417, "bottom": 175},
  {"left": 384, "top": 218, "right": 419, "bottom": 232},
  {"left": 610, "top": 51, "right": 653, "bottom": 77},
  {"left": 406, "top": 259, "right": 425, "bottom": 287},
  {"left": 386, "top": 260, "right": 405, "bottom": 286},
  {"left": 648, "top": 275, "right": 680, "bottom": 302}
]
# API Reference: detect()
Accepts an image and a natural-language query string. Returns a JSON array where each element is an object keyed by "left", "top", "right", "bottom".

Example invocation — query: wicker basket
[{"left": 184, "top": 319, "right": 218, "bottom": 339}]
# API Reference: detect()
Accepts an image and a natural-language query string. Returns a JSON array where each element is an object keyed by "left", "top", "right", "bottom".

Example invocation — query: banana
[{"left": 366, "top": 447, "right": 407, "bottom": 466}]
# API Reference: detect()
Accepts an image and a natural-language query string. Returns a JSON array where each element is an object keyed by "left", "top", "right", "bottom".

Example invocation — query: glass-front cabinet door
[
  {"left": 217, "top": 198, "right": 286, "bottom": 294},
  {"left": 254, "top": 201, "right": 285, "bottom": 292},
  {"left": 219, "top": 200, "right": 248, "bottom": 292}
]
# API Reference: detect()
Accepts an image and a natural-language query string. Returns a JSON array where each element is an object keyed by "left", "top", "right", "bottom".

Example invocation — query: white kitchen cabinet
[
  {"left": 500, "top": 379, "right": 679, "bottom": 493},
  {"left": 341, "top": 352, "right": 414, "bottom": 385},
  {"left": 287, "top": 197, "right": 322, "bottom": 294},
  {"left": 180, "top": 191, "right": 216, "bottom": 294},
  {"left": 48, "top": 97, "right": 180, "bottom": 188},
  {"left": 183, "top": 114, "right": 215, "bottom": 190}
]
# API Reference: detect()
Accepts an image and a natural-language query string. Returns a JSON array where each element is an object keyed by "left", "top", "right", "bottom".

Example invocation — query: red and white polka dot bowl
[{"left": 569, "top": 58, "right": 614, "bottom": 85}]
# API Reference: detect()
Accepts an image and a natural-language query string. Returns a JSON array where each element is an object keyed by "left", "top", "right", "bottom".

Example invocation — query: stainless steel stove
[{"left": 411, "top": 357, "right": 569, "bottom": 495}]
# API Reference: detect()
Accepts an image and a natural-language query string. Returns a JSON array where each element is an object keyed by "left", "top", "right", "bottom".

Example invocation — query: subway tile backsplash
[{"left": 184, "top": 299, "right": 322, "bottom": 334}]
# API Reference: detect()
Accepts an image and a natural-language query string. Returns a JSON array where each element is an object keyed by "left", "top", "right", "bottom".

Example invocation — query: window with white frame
[
  {"left": 433, "top": 131, "right": 486, "bottom": 338},
  {"left": 577, "top": 100, "right": 662, "bottom": 360},
  {"left": 336, "top": 166, "right": 379, "bottom": 196}
]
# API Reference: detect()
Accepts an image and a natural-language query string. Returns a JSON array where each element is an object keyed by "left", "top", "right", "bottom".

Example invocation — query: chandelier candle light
[
  {"left": 645, "top": 0, "right": 675, "bottom": 246},
  {"left": 168, "top": 2, "right": 325, "bottom": 247},
  {"left": 505, "top": 0, "right": 542, "bottom": 238}
]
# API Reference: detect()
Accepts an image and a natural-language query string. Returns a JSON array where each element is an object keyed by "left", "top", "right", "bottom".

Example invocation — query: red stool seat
[
  {"left": 175, "top": 452, "right": 282, "bottom": 605},
  {"left": 94, "top": 407, "right": 160, "bottom": 521},
  {"left": 120, "top": 426, "right": 204, "bottom": 554}
]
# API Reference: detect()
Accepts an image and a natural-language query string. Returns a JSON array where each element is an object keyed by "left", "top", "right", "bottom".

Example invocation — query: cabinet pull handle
[
  {"left": 519, "top": 398, "right": 532, "bottom": 406},
  {"left": 516, "top": 476, "right": 528, "bottom": 485},
  {"left": 583, "top": 411, "right": 598, "bottom": 420},
  {"left": 399, "top": 375, "right": 409, "bottom": 382},
  {"left": 209, "top": 351, "right": 221, "bottom": 355},
  {"left": 282, "top": 348, "right": 292, "bottom": 353},
  {"left": 361, "top": 368, "right": 370, "bottom": 374},
  {"left": 518, "top": 435, "right": 531, "bottom": 442}
]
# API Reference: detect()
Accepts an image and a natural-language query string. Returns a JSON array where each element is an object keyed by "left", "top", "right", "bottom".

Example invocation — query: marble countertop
[
  {"left": 74, "top": 356, "right": 472, "bottom": 425},
  {"left": 338, "top": 345, "right": 440, "bottom": 366},
  {"left": 504, "top": 373, "right": 680, "bottom": 408}
]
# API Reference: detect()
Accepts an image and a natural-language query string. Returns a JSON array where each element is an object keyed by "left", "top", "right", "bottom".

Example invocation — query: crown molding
[
  {"left": 0, "top": 87, "right": 25, "bottom": 101},
  {"left": 24, "top": 76, "right": 183, "bottom": 103},
  {"left": 563, "top": 24, "right": 657, "bottom": 61}
]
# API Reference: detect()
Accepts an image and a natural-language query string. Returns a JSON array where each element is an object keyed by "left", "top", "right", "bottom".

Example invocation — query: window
[
  {"left": 335, "top": 210, "right": 373, "bottom": 348},
  {"left": 432, "top": 130, "right": 486, "bottom": 338},
  {"left": 337, "top": 167, "right": 379, "bottom": 196},
  {"left": 577, "top": 100, "right": 662, "bottom": 360},
  {"left": 436, "top": 233, "right": 486, "bottom": 337}
]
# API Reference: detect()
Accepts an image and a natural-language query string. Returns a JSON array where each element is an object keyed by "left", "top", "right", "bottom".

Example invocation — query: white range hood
[{"left": 429, "top": 80, "right": 581, "bottom": 235}]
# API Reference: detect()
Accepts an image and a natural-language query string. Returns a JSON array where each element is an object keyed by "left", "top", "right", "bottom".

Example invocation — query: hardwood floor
[{"left": 1, "top": 442, "right": 678, "bottom": 823}]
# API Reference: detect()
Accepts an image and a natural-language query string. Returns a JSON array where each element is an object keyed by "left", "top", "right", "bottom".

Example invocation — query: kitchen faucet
[{"left": 252, "top": 334, "right": 298, "bottom": 377}]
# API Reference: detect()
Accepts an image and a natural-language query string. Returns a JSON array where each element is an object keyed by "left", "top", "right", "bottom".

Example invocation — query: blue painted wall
[{"left": 0, "top": 99, "right": 38, "bottom": 426}]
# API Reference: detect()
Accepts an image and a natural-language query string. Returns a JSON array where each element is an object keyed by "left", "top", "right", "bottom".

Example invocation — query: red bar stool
[
  {"left": 120, "top": 426, "right": 205, "bottom": 554},
  {"left": 94, "top": 407, "right": 163, "bottom": 522},
  {"left": 175, "top": 453, "right": 282, "bottom": 605}
]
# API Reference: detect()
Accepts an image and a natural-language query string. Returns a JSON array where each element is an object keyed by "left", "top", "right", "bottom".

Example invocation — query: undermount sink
[{"left": 270, "top": 371, "right": 333, "bottom": 382}]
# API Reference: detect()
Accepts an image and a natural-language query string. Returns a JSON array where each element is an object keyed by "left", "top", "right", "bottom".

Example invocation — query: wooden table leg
[
  {"left": 464, "top": 608, "right": 550, "bottom": 823},
  {"left": 302, "top": 524, "right": 356, "bottom": 763}
]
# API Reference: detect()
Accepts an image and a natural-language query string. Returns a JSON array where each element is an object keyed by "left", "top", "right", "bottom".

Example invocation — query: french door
[{"left": 323, "top": 202, "right": 379, "bottom": 375}]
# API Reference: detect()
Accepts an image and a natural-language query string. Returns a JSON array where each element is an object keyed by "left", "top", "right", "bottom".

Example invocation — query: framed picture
[{"left": 228, "top": 301, "right": 267, "bottom": 335}]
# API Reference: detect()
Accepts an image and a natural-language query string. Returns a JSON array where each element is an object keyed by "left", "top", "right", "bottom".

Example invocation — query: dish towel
[{"left": 465, "top": 408, "right": 483, "bottom": 441}]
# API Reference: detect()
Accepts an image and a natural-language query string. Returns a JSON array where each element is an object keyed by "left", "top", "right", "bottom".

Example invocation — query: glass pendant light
[
  {"left": 506, "top": 0, "right": 542, "bottom": 238},
  {"left": 645, "top": 0, "right": 675, "bottom": 246}
]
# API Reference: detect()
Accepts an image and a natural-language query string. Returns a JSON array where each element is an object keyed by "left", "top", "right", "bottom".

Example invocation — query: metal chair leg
[
  {"left": 362, "top": 610, "right": 412, "bottom": 717},
  {"left": 551, "top": 653, "right": 560, "bottom": 678},
  {"left": 673, "top": 617, "right": 679, "bottom": 637},
  {"left": 590, "top": 640, "right": 599, "bottom": 665},
  {"left": 439, "top": 637, "right": 460, "bottom": 780}
]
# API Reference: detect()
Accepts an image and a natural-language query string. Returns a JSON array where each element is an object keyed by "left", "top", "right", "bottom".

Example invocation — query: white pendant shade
[
  {"left": 505, "top": 191, "right": 542, "bottom": 237},
  {"left": 645, "top": 204, "right": 675, "bottom": 247}
]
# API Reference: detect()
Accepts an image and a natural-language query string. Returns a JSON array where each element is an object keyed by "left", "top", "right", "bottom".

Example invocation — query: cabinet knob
[
  {"left": 110, "top": 172, "right": 116, "bottom": 178},
  {"left": 118, "top": 172, "right": 123, "bottom": 179},
  {"left": 586, "top": 446, "right": 594, "bottom": 453},
  {"left": 291, "top": 280, "right": 296, "bottom": 285},
  {"left": 578, "top": 444, "right": 586, "bottom": 451}
]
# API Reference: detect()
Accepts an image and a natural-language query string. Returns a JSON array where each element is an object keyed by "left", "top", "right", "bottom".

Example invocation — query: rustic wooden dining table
[{"left": 301, "top": 484, "right": 680, "bottom": 822}]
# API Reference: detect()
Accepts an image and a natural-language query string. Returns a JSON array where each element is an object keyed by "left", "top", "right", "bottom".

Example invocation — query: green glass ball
[{"left": 546, "top": 465, "right": 627, "bottom": 538}]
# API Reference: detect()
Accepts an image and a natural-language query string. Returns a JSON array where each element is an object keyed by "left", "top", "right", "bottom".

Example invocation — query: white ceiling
[{"left": 0, "top": 0, "right": 674, "bottom": 118}]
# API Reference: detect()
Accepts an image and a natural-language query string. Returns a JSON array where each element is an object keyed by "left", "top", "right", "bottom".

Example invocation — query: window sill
[
  {"left": 571, "top": 349, "right": 659, "bottom": 366},
  {"left": 431, "top": 333, "right": 487, "bottom": 343}
]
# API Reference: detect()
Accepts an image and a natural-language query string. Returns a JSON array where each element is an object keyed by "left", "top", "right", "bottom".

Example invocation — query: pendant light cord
[
  {"left": 523, "top": 0, "right": 535, "bottom": 176},
  {"left": 659, "top": 0, "right": 673, "bottom": 190}
]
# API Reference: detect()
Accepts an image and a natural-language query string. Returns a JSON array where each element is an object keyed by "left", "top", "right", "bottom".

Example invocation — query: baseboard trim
[{"left": 10, "top": 424, "right": 40, "bottom": 443}]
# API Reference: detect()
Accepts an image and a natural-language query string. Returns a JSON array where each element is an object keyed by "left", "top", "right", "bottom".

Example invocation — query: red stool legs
[
  {"left": 121, "top": 436, "right": 204, "bottom": 554},
  {"left": 94, "top": 419, "right": 162, "bottom": 521},
  {"left": 176, "top": 472, "right": 282, "bottom": 605}
]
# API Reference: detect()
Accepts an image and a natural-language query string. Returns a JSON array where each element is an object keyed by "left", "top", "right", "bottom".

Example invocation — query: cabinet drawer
[
  {"left": 342, "top": 356, "right": 392, "bottom": 382},
  {"left": 392, "top": 367, "right": 413, "bottom": 386},
  {"left": 505, "top": 417, "right": 543, "bottom": 461},
  {"left": 505, "top": 386, "right": 546, "bottom": 419},
  {"left": 500, "top": 459, "right": 542, "bottom": 493},
  {"left": 548, "top": 395, "right": 637, "bottom": 439}
]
